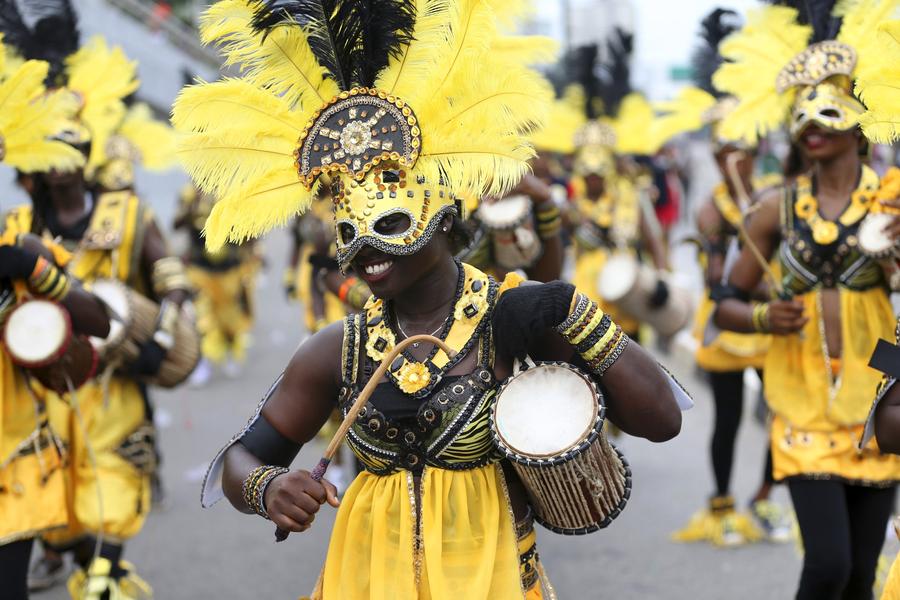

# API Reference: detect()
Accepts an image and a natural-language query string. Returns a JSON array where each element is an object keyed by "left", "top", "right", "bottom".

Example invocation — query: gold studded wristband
[
  {"left": 27, "top": 256, "right": 71, "bottom": 301},
  {"left": 151, "top": 257, "right": 190, "bottom": 298},
  {"left": 751, "top": 303, "right": 771, "bottom": 333},
  {"left": 556, "top": 293, "right": 628, "bottom": 377},
  {"left": 242, "top": 465, "right": 289, "bottom": 519}
]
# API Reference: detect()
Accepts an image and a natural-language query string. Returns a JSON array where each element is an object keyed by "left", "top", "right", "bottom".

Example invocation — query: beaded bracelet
[
  {"left": 751, "top": 303, "right": 771, "bottom": 333},
  {"left": 556, "top": 293, "right": 628, "bottom": 377},
  {"left": 242, "top": 465, "right": 289, "bottom": 519},
  {"left": 28, "top": 257, "right": 71, "bottom": 301},
  {"left": 535, "top": 205, "right": 562, "bottom": 241}
]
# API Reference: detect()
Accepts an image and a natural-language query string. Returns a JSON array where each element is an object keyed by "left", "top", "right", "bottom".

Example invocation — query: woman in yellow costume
[
  {"left": 663, "top": 8, "right": 789, "bottom": 548},
  {"left": 712, "top": 2, "right": 900, "bottom": 596},
  {"left": 174, "top": 1, "right": 686, "bottom": 597},
  {"left": 175, "top": 184, "right": 260, "bottom": 383},
  {"left": 564, "top": 37, "right": 669, "bottom": 342},
  {"left": 1, "top": 9, "right": 192, "bottom": 595},
  {"left": 0, "top": 31, "right": 111, "bottom": 600}
]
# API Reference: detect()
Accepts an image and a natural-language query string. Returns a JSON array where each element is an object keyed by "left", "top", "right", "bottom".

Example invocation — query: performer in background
[
  {"left": 175, "top": 184, "right": 260, "bottom": 384},
  {"left": 712, "top": 3, "right": 900, "bottom": 597},
  {"left": 174, "top": 1, "right": 687, "bottom": 597}
]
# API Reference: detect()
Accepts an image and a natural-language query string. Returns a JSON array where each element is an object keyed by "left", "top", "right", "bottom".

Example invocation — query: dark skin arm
[
  {"left": 875, "top": 383, "right": 900, "bottom": 455},
  {"left": 141, "top": 219, "right": 188, "bottom": 306},
  {"left": 696, "top": 199, "right": 727, "bottom": 288},
  {"left": 714, "top": 189, "right": 807, "bottom": 335},
  {"left": 222, "top": 322, "right": 343, "bottom": 528}
]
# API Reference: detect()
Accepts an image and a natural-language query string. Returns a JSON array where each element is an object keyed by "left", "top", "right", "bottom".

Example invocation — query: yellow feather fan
[
  {"left": 0, "top": 41, "right": 83, "bottom": 173},
  {"left": 175, "top": 0, "right": 550, "bottom": 250},
  {"left": 65, "top": 36, "right": 140, "bottom": 170},
  {"left": 713, "top": 5, "right": 811, "bottom": 145},
  {"left": 855, "top": 19, "right": 900, "bottom": 142}
]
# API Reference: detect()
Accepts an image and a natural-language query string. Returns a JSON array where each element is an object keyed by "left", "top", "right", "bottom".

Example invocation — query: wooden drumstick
[
  {"left": 275, "top": 334, "right": 457, "bottom": 542},
  {"left": 724, "top": 152, "right": 787, "bottom": 298}
]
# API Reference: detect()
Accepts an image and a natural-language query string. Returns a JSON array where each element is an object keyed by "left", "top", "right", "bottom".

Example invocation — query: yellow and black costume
[{"left": 712, "top": 2, "right": 900, "bottom": 596}]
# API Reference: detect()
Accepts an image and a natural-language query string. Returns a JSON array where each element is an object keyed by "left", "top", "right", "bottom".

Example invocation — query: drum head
[
  {"left": 89, "top": 279, "right": 130, "bottom": 349},
  {"left": 494, "top": 364, "right": 599, "bottom": 458},
  {"left": 478, "top": 195, "right": 531, "bottom": 229},
  {"left": 859, "top": 213, "right": 896, "bottom": 256},
  {"left": 4, "top": 301, "right": 68, "bottom": 364},
  {"left": 598, "top": 254, "right": 638, "bottom": 302}
]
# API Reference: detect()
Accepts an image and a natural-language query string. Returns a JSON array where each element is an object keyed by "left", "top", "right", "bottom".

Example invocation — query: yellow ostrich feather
[
  {"left": 530, "top": 96, "right": 587, "bottom": 154},
  {"left": 836, "top": 0, "right": 900, "bottom": 80},
  {"left": 713, "top": 5, "right": 811, "bottom": 145},
  {"left": 653, "top": 86, "right": 718, "bottom": 144},
  {"left": 116, "top": 103, "right": 177, "bottom": 170},
  {"left": 0, "top": 58, "right": 83, "bottom": 172},
  {"left": 854, "top": 19, "right": 900, "bottom": 142},
  {"left": 614, "top": 93, "right": 662, "bottom": 155},
  {"left": 491, "top": 35, "right": 559, "bottom": 65}
]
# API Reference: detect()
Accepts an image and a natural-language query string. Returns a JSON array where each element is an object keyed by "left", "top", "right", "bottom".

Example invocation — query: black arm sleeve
[{"left": 238, "top": 414, "right": 303, "bottom": 468}]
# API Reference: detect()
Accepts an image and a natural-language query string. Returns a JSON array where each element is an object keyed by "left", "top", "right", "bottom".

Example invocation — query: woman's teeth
[{"left": 364, "top": 261, "right": 393, "bottom": 276}]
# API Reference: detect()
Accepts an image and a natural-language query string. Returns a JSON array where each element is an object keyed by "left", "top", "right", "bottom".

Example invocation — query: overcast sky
[{"left": 531, "top": 0, "right": 759, "bottom": 99}]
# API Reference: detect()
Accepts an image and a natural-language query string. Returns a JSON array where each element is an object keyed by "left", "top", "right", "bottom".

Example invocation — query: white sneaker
[
  {"left": 223, "top": 359, "right": 242, "bottom": 379},
  {"left": 189, "top": 359, "right": 212, "bottom": 388}
]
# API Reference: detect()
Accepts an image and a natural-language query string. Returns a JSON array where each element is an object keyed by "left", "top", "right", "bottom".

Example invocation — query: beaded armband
[
  {"left": 556, "top": 293, "right": 629, "bottom": 377},
  {"left": 242, "top": 465, "right": 289, "bottom": 519},
  {"left": 28, "top": 256, "right": 71, "bottom": 301},
  {"left": 151, "top": 257, "right": 190, "bottom": 298},
  {"left": 0, "top": 285, "right": 15, "bottom": 325},
  {"left": 751, "top": 303, "right": 771, "bottom": 333},
  {"left": 535, "top": 204, "right": 562, "bottom": 241}
]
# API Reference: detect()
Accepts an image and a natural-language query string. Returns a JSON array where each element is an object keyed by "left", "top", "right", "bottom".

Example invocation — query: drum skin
[
  {"left": 597, "top": 254, "right": 693, "bottom": 337},
  {"left": 490, "top": 361, "right": 632, "bottom": 534},
  {"left": 2, "top": 300, "right": 98, "bottom": 394}
]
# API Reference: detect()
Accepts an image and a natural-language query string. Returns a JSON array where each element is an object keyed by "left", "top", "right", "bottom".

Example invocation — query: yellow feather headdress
[
  {"left": 94, "top": 102, "right": 177, "bottom": 191},
  {"left": 0, "top": 40, "right": 83, "bottom": 173},
  {"left": 714, "top": 1, "right": 900, "bottom": 145},
  {"left": 174, "top": 0, "right": 550, "bottom": 260},
  {"left": 652, "top": 86, "right": 718, "bottom": 145},
  {"left": 854, "top": 19, "right": 900, "bottom": 142}
]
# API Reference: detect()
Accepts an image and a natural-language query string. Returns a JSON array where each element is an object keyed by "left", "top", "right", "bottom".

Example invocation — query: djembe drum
[{"left": 490, "top": 360, "right": 631, "bottom": 534}]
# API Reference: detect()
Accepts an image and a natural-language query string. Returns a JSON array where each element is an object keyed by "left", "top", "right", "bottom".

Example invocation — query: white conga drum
[
  {"left": 88, "top": 278, "right": 134, "bottom": 361},
  {"left": 491, "top": 360, "right": 631, "bottom": 534},
  {"left": 3, "top": 299, "right": 97, "bottom": 393},
  {"left": 859, "top": 213, "right": 900, "bottom": 259},
  {"left": 597, "top": 253, "right": 693, "bottom": 337},
  {"left": 477, "top": 194, "right": 541, "bottom": 270}
]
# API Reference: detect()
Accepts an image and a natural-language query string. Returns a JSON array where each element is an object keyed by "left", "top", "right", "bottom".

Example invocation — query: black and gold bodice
[
  {"left": 779, "top": 165, "right": 885, "bottom": 295},
  {"left": 338, "top": 262, "right": 511, "bottom": 475}
]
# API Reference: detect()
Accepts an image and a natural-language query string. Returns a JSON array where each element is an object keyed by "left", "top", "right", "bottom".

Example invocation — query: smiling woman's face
[
  {"left": 796, "top": 123, "right": 859, "bottom": 163},
  {"left": 349, "top": 213, "right": 453, "bottom": 300}
]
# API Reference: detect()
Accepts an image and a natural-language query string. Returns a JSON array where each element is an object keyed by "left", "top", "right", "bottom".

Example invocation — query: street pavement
[{"left": 31, "top": 226, "right": 807, "bottom": 600}]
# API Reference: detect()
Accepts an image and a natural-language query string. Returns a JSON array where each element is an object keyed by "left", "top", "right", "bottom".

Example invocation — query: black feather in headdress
[
  {"left": 598, "top": 27, "right": 632, "bottom": 117},
  {"left": 250, "top": 0, "right": 415, "bottom": 91},
  {"left": 766, "top": 0, "right": 842, "bottom": 43},
  {"left": 0, "top": 0, "right": 79, "bottom": 85},
  {"left": 691, "top": 8, "right": 740, "bottom": 97}
]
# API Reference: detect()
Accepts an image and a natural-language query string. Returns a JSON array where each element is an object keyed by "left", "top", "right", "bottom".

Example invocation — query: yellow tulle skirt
[
  {"left": 187, "top": 265, "right": 253, "bottom": 364},
  {"left": 316, "top": 463, "right": 535, "bottom": 599},
  {"left": 572, "top": 247, "right": 639, "bottom": 334},
  {"left": 693, "top": 295, "right": 769, "bottom": 372}
]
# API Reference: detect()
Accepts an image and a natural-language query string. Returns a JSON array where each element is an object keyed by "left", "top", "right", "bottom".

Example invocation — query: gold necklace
[{"left": 794, "top": 165, "right": 879, "bottom": 245}]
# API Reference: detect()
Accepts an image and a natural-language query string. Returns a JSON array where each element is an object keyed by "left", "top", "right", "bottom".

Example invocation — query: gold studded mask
[
  {"left": 789, "top": 81, "right": 865, "bottom": 140},
  {"left": 298, "top": 87, "right": 459, "bottom": 267}
]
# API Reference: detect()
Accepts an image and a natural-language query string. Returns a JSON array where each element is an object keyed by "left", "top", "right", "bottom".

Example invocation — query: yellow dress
[
  {"left": 766, "top": 169, "right": 900, "bottom": 483},
  {"left": 4, "top": 196, "right": 154, "bottom": 544},
  {"left": 0, "top": 232, "right": 70, "bottom": 544},
  {"left": 571, "top": 176, "right": 642, "bottom": 334},
  {"left": 315, "top": 264, "right": 547, "bottom": 598}
]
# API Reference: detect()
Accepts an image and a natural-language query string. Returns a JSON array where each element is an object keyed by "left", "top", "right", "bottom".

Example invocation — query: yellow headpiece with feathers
[
  {"left": 713, "top": 1, "right": 900, "bottom": 145},
  {"left": 0, "top": 38, "right": 83, "bottom": 173},
  {"left": 173, "top": 0, "right": 550, "bottom": 266}
]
